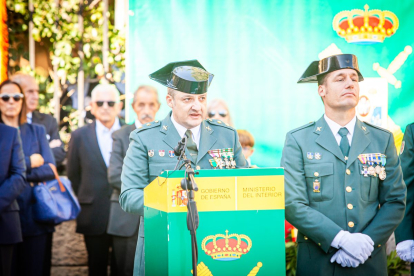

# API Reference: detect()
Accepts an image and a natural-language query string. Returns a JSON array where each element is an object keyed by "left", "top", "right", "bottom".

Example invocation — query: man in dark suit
[
  {"left": 11, "top": 73, "right": 66, "bottom": 166},
  {"left": 0, "top": 124, "right": 26, "bottom": 276},
  {"left": 67, "top": 84, "right": 124, "bottom": 276},
  {"left": 108, "top": 85, "right": 160, "bottom": 276}
]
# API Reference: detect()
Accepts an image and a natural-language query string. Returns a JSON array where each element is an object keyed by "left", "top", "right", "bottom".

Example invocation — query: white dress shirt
[
  {"left": 170, "top": 114, "right": 201, "bottom": 149},
  {"left": 27, "top": 112, "right": 33, "bottom": 124},
  {"left": 135, "top": 120, "right": 143, "bottom": 129},
  {"left": 324, "top": 114, "right": 356, "bottom": 146},
  {"left": 96, "top": 118, "right": 121, "bottom": 167}
]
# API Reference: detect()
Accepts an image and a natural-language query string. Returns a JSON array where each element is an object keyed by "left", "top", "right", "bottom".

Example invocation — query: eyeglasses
[
  {"left": 0, "top": 94, "right": 24, "bottom": 102},
  {"left": 96, "top": 101, "right": 116, "bottom": 107},
  {"left": 208, "top": 110, "right": 227, "bottom": 118}
]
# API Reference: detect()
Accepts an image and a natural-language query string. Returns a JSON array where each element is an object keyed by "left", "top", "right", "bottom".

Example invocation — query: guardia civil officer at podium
[
  {"left": 120, "top": 60, "right": 247, "bottom": 275},
  {"left": 281, "top": 54, "right": 406, "bottom": 276}
]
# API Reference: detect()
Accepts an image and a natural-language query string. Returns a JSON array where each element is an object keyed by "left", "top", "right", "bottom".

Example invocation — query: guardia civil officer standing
[
  {"left": 120, "top": 60, "right": 247, "bottom": 275},
  {"left": 281, "top": 54, "right": 406, "bottom": 276},
  {"left": 395, "top": 122, "right": 414, "bottom": 274}
]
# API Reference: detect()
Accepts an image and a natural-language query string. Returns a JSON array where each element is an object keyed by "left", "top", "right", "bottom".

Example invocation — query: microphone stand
[{"left": 180, "top": 156, "right": 199, "bottom": 276}]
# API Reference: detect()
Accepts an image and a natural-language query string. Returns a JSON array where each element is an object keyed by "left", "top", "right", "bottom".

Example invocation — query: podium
[{"left": 144, "top": 168, "right": 285, "bottom": 276}]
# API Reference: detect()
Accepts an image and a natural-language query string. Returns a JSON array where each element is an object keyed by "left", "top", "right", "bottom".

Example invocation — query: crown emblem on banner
[
  {"left": 201, "top": 230, "right": 252, "bottom": 261},
  {"left": 332, "top": 4, "right": 399, "bottom": 44}
]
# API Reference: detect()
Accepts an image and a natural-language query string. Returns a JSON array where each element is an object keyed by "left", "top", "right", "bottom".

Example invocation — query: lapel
[
  {"left": 19, "top": 123, "right": 32, "bottom": 155},
  {"left": 346, "top": 119, "right": 370, "bottom": 168},
  {"left": 85, "top": 121, "right": 107, "bottom": 169},
  {"left": 160, "top": 113, "right": 183, "bottom": 151},
  {"left": 197, "top": 120, "right": 217, "bottom": 163},
  {"left": 314, "top": 116, "right": 346, "bottom": 164},
  {"left": 32, "top": 111, "right": 42, "bottom": 124}
]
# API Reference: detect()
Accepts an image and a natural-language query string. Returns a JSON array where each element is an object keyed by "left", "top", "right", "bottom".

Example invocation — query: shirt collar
[
  {"left": 96, "top": 117, "right": 121, "bottom": 133},
  {"left": 324, "top": 114, "right": 356, "bottom": 137},
  {"left": 135, "top": 120, "right": 143, "bottom": 129},
  {"left": 170, "top": 113, "right": 201, "bottom": 139}
]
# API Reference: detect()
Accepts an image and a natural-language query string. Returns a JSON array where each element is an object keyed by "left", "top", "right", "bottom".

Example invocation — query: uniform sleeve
[
  {"left": 281, "top": 132, "right": 342, "bottom": 253},
  {"left": 67, "top": 131, "right": 81, "bottom": 194},
  {"left": 394, "top": 125, "right": 414, "bottom": 243},
  {"left": 26, "top": 126, "right": 56, "bottom": 182},
  {"left": 0, "top": 129, "right": 27, "bottom": 214},
  {"left": 49, "top": 116, "right": 66, "bottom": 165},
  {"left": 108, "top": 130, "right": 124, "bottom": 190},
  {"left": 233, "top": 129, "right": 248, "bottom": 168},
  {"left": 362, "top": 132, "right": 406, "bottom": 245},
  {"left": 119, "top": 131, "right": 149, "bottom": 216}
]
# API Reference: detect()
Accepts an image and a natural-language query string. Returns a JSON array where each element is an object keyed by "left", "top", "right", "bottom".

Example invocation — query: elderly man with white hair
[{"left": 67, "top": 84, "right": 124, "bottom": 276}]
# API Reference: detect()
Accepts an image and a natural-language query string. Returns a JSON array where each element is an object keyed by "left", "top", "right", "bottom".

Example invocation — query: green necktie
[
  {"left": 185, "top": 130, "right": 198, "bottom": 161},
  {"left": 338, "top": 127, "right": 350, "bottom": 158}
]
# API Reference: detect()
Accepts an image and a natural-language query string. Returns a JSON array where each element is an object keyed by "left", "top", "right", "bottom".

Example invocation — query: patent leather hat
[
  {"left": 297, "top": 54, "right": 364, "bottom": 83},
  {"left": 149, "top": 60, "right": 214, "bottom": 94}
]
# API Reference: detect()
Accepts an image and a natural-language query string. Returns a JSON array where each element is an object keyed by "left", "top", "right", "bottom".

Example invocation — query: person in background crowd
[
  {"left": 281, "top": 54, "right": 405, "bottom": 275},
  {"left": 67, "top": 84, "right": 124, "bottom": 276},
  {"left": 0, "top": 122, "right": 26, "bottom": 276},
  {"left": 395, "top": 123, "right": 414, "bottom": 274},
  {"left": 11, "top": 73, "right": 66, "bottom": 167},
  {"left": 107, "top": 85, "right": 160, "bottom": 276},
  {"left": 237, "top": 129, "right": 255, "bottom": 167},
  {"left": 207, "top": 98, "right": 234, "bottom": 127},
  {"left": 0, "top": 80, "right": 56, "bottom": 276}
]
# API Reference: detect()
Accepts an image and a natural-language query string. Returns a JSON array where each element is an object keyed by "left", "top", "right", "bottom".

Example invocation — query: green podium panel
[{"left": 144, "top": 168, "right": 285, "bottom": 276}]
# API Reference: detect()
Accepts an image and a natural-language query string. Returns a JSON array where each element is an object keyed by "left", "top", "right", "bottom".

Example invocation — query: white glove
[
  {"left": 330, "top": 249, "right": 361, "bottom": 268},
  {"left": 337, "top": 231, "right": 374, "bottom": 263},
  {"left": 396, "top": 240, "right": 414, "bottom": 262}
]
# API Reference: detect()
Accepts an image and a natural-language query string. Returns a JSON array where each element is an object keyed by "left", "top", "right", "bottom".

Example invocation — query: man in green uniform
[
  {"left": 281, "top": 54, "right": 406, "bottom": 275},
  {"left": 395, "top": 123, "right": 414, "bottom": 275},
  {"left": 119, "top": 60, "right": 247, "bottom": 275}
]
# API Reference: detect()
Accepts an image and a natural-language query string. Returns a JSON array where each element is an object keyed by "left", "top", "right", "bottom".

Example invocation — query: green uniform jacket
[
  {"left": 120, "top": 112, "right": 247, "bottom": 275},
  {"left": 281, "top": 116, "right": 406, "bottom": 276}
]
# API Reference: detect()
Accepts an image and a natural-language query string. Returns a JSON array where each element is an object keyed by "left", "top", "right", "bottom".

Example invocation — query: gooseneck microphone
[{"left": 174, "top": 136, "right": 187, "bottom": 157}]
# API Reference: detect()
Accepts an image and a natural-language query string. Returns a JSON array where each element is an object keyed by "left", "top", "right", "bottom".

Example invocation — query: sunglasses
[
  {"left": 208, "top": 110, "right": 227, "bottom": 118},
  {"left": 0, "top": 94, "right": 24, "bottom": 102},
  {"left": 96, "top": 101, "right": 116, "bottom": 107}
]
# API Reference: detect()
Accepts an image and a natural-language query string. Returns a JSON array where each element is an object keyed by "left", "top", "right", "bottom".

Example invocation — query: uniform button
[
  {"left": 346, "top": 169, "right": 351, "bottom": 175},
  {"left": 304, "top": 236, "right": 308, "bottom": 240},
  {"left": 346, "top": 186, "right": 352, "bottom": 193},
  {"left": 217, "top": 121, "right": 222, "bottom": 124},
  {"left": 348, "top": 221, "right": 355, "bottom": 228},
  {"left": 196, "top": 166, "right": 201, "bottom": 170},
  {"left": 378, "top": 244, "right": 381, "bottom": 247},
  {"left": 318, "top": 243, "right": 321, "bottom": 246},
  {"left": 314, "top": 172, "right": 319, "bottom": 177},
  {"left": 347, "top": 204, "right": 353, "bottom": 210}
]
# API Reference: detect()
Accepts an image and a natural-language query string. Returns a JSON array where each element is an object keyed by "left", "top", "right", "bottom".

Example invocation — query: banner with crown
[{"left": 144, "top": 168, "right": 285, "bottom": 275}]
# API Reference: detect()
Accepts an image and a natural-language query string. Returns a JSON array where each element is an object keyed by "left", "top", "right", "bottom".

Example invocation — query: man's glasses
[
  {"left": 208, "top": 110, "right": 228, "bottom": 118},
  {"left": 96, "top": 101, "right": 116, "bottom": 107},
  {"left": 0, "top": 94, "right": 24, "bottom": 102}
]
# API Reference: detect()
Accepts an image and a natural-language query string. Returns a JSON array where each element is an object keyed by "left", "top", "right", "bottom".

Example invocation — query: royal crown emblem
[
  {"left": 201, "top": 230, "right": 252, "bottom": 261},
  {"left": 332, "top": 4, "right": 399, "bottom": 44}
]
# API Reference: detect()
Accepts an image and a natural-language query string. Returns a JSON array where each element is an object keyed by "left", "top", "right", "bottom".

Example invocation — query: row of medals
[
  {"left": 208, "top": 148, "right": 236, "bottom": 169},
  {"left": 359, "top": 153, "right": 387, "bottom": 180}
]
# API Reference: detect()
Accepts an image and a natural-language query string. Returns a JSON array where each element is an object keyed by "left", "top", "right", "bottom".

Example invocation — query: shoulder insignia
[
  {"left": 363, "top": 121, "right": 391, "bottom": 134},
  {"left": 135, "top": 120, "right": 161, "bottom": 133},
  {"left": 290, "top": 121, "right": 315, "bottom": 134},
  {"left": 207, "top": 119, "right": 234, "bottom": 130}
]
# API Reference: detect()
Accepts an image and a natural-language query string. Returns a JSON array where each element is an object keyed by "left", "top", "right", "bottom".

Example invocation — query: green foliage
[
  {"left": 285, "top": 241, "right": 297, "bottom": 276},
  {"left": 387, "top": 250, "right": 410, "bottom": 276},
  {"left": 7, "top": 0, "right": 126, "bottom": 134}
]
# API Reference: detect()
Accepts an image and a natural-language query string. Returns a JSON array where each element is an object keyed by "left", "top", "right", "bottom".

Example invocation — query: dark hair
[{"left": 0, "top": 80, "right": 27, "bottom": 125}]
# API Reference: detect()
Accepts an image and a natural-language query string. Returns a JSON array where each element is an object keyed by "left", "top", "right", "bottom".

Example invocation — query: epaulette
[
  {"left": 290, "top": 121, "right": 315, "bottom": 134},
  {"left": 135, "top": 120, "right": 161, "bottom": 133},
  {"left": 205, "top": 118, "right": 234, "bottom": 130},
  {"left": 363, "top": 121, "right": 391, "bottom": 134}
]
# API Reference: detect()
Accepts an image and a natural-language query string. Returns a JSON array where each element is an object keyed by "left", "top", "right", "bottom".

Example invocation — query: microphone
[{"left": 174, "top": 136, "right": 187, "bottom": 157}]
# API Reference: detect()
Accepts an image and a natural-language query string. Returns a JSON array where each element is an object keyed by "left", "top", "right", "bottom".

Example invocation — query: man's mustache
[{"left": 141, "top": 114, "right": 153, "bottom": 120}]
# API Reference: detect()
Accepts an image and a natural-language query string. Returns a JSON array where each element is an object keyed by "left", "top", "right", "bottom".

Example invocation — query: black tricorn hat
[
  {"left": 149, "top": 60, "right": 214, "bottom": 94},
  {"left": 297, "top": 54, "right": 364, "bottom": 83}
]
